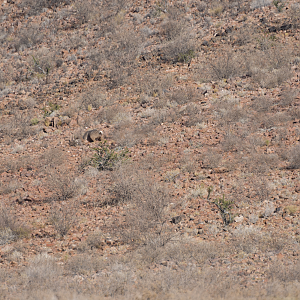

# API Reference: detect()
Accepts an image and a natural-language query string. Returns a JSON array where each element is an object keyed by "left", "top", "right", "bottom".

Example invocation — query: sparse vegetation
[
  {"left": 1, "top": 0, "right": 300, "bottom": 298},
  {"left": 0, "top": 206, "right": 30, "bottom": 245},
  {"left": 212, "top": 194, "right": 235, "bottom": 225},
  {"left": 273, "top": 0, "right": 284, "bottom": 12},
  {"left": 89, "top": 141, "right": 129, "bottom": 171},
  {"left": 49, "top": 201, "right": 77, "bottom": 236},
  {"left": 42, "top": 102, "right": 60, "bottom": 117},
  {"left": 30, "top": 118, "right": 39, "bottom": 126},
  {"left": 287, "top": 145, "right": 300, "bottom": 169},
  {"left": 47, "top": 168, "right": 79, "bottom": 201}
]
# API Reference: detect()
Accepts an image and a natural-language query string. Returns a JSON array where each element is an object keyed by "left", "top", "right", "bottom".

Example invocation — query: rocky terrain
[{"left": 1, "top": 0, "right": 300, "bottom": 299}]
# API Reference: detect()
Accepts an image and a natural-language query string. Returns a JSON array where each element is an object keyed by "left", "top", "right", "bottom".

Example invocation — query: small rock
[
  {"left": 43, "top": 127, "right": 54, "bottom": 133},
  {"left": 70, "top": 244, "right": 77, "bottom": 250},
  {"left": 60, "top": 115, "right": 71, "bottom": 124},
  {"left": 274, "top": 207, "right": 282, "bottom": 213},
  {"left": 280, "top": 24, "right": 291, "bottom": 31},
  {"left": 69, "top": 119, "right": 77, "bottom": 127},
  {"left": 268, "top": 26, "right": 277, "bottom": 33},
  {"left": 171, "top": 216, "right": 181, "bottom": 224},
  {"left": 234, "top": 215, "right": 244, "bottom": 223},
  {"left": 49, "top": 111, "right": 59, "bottom": 118},
  {"left": 160, "top": 261, "right": 168, "bottom": 266}
]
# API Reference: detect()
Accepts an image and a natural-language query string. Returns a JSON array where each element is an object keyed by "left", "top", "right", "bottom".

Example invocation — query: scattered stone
[
  {"left": 234, "top": 215, "right": 244, "bottom": 223},
  {"left": 171, "top": 216, "right": 181, "bottom": 224}
]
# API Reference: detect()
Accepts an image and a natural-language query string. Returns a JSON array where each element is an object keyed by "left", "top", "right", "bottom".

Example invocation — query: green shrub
[
  {"left": 30, "top": 118, "right": 39, "bottom": 126},
  {"left": 89, "top": 141, "right": 129, "bottom": 171},
  {"left": 273, "top": 0, "right": 284, "bottom": 12},
  {"left": 42, "top": 102, "right": 60, "bottom": 117},
  {"left": 207, "top": 188, "right": 235, "bottom": 226},
  {"left": 178, "top": 49, "right": 195, "bottom": 65},
  {"left": 213, "top": 195, "right": 235, "bottom": 225}
]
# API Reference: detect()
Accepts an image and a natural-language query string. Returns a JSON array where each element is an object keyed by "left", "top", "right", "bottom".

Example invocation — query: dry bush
[
  {"left": 243, "top": 152, "right": 279, "bottom": 174},
  {"left": 195, "top": 0, "right": 208, "bottom": 13},
  {"left": 233, "top": 226, "right": 287, "bottom": 254},
  {"left": 279, "top": 88, "right": 298, "bottom": 107},
  {"left": 248, "top": 175, "right": 272, "bottom": 202},
  {"left": 111, "top": 111, "right": 133, "bottom": 129},
  {"left": 110, "top": 166, "right": 172, "bottom": 248},
  {"left": 13, "top": 23, "right": 44, "bottom": 51},
  {"left": 0, "top": 154, "right": 35, "bottom": 173},
  {"left": 112, "top": 123, "right": 155, "bottom": 147},
  {"left": 201, "top": 150, "right": 222, "bottom": 169},
  {"left": 224, "top": 106, "right": 247, "bottom": 126},
  {"left": 251, "top": 67, "right": 292, "bottom": 89},
  {"left": 268, "top": 261, "right": 300, "bottom": 283},
  {"left": 28, "top": 48, "right": 57, "bottom": 81},
  {"left": 213, "top": 101, "right": 247, "bottom": 128},
  {"left": 39, "top": 148, "right": 66, "bottom": 168},
  {"left": 78, "top": 87, "right": 108, "bottom": 110},
  {"left": 47, "top": 168, "right": 79, "bottom": 201},
  {"left": 0, "top": 111, "right": 39, "bottom": 142},
  {"left": 288, "top": 107, "right": 300, "bottom": 119},
  {"left": 84, "top": 49, "right": 104, "bottom": 79},
  {"left": 125, "top": 182, "right": 171, "bottom": 249},
  {"left": 287, "top": 144, "right": 300, "bottom": 169},
  {"left": 111, "top": 128, "right": 138, "bottom": 148},
  {"left": 109, "top": 164, "right": 138, "bottom": 206},
  {"left": 100, "top": 25, "right": 142, "bottom": 89},
  {"left": 250, "top": 0, "right": 272, "bottom": 9},
  {"left": 61, "top": 33, "right": 87, "bottom": 50},
  {"left": 160, "top": 34, "right": 196, "bottom": 65},
  {"left": 232, "top": 226, "right": 263, "bottom": 254},
  {"left": 168, "top": 87, "right": 200, "bottom": 105},
  {"left": 97, "top": 105, "right": 124, "bottom": 124},
  {"left": 25, "top": 253, "right": 62, "bottom": 288},
  {"left": 157, "top": 7, "right": 196, "bottom": 65},
  {"left": 258, "top": 112, "right": 291, "bottom": 130},
  {"left": 222, "top": 132, "right": 244, "bottom": 152},
  {"left": 163, "top": 169, "right": 181, "bottom": 183},
  {"left": 66, "top": 254, "right": 103, "bottom": 275},
  {"left": 230, "top": 25, "right": 257, "bottom": 46},
  {"left": 0, "top": 206, "right": 30, "bottom": 245},
  {"left": 137, "top": 73, "right": 173, "bottom": 99},
  {"left": 49, "top": 200, "right": 78, "bottom": 236},
  {"left": 86, "top": 230, "right": 105, "bottom": 250},
  {"left": 247, "top": 46, "right": 293, "bottom": 88},
  {"left": 0, "top": 180, "right": 22, "bottom": 195},
  {"left": 70, "top": 0, "right": 95, "bottom": 25},
  {"left": 288, "top": 3, "right": 300, "bottom": 28},
  {"left": 180, "top": 153, "right": 198, "bottom": 174},
  {"left": 160, "top": 19, "right": 184, "bottom": 41},
  {"left": 157, "top": 239, "right": 223, "bottom": 266},
  {"left": 205, "top": 50, "right": 244, "bottom": 81},
  {"left": 272, "top": 127, "right": 288, "bottom": 146},
  {"left": 227, "top": 174, "right": 270, "bottom": 205},
  {"left": 20, "top": 0, "right": 70, "bottom": 16},
  {"left": 18, "top": 98, "right": 37, "bottom": 110},
  {"left": 250, "top": 96, "right": 274, "bottom": 113},
  {"left": 150, "top": 108, "right": 179, "bottom": 125},
  {"left": 263, "top": 202, "right": 275, "bottom": 217},
  {"left": 62, "top": 102, "right": 81, "bottom": 118},
  {"left": 180, "top": 103, "right": 204, "bottom": 127}
]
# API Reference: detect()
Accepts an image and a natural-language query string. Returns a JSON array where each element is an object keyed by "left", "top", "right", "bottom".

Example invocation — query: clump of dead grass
[{"left": 0, "top": 206, "right": 30, "bottom": 245}]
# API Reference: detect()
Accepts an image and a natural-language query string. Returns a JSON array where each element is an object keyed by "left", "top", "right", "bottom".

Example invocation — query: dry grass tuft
[{"left": 0, "top": 206, "right": 30, "bottom": 245}]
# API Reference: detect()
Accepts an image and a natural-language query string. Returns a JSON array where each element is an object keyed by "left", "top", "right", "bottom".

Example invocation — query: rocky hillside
[{"left": 1, "top": 0, "right": 300, "bottom": 299}]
